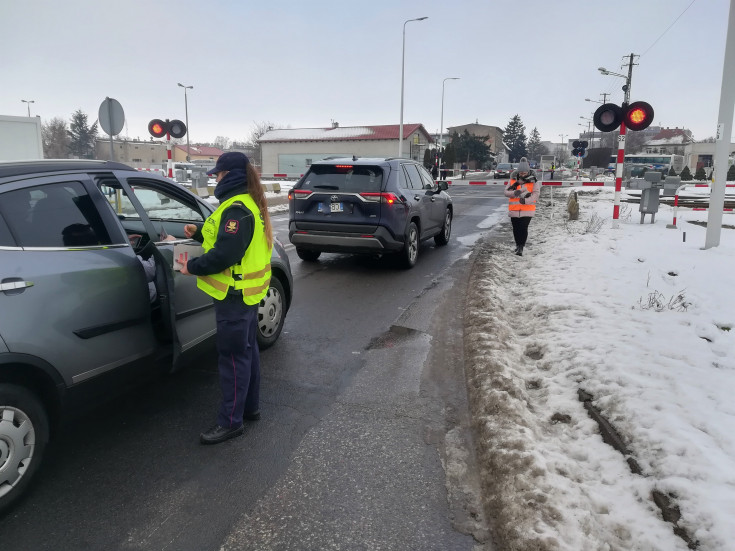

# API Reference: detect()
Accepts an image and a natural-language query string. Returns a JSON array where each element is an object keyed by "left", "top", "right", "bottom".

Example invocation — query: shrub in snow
[
  {"left": 679, "top": 166, "right": 693, "bottom": 181},
  {"left": 694, "top": 166, "right": 707, "bottom": 181},
  {"left": 727, "top": 164, "right": 735, "bottom": 181}
]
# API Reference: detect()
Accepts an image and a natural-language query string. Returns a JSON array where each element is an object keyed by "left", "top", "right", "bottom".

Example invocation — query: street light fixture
[
  {"left": 585, "top": 98, "right": 603, "bottom": 104},
  {"left": 21, "top": 99, "right": 35, "bottom": 117},
  {"left": 398, "top": 16, "right": 428, "bottom": 158},
  {"left": 439, "top": 77, "right": 460, "bottom": 164},
  {"left": 177, "top": 83, "right": 193, "bottom": 161}
]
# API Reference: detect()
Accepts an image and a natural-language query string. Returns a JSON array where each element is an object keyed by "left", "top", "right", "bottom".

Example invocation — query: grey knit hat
[{"left": 517, "top": 157, "right": 530, "bottom": 172}]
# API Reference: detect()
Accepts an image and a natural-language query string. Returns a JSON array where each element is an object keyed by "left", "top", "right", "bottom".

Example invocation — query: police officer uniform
[{"left": 183, "top": 152, "right": 272, "bottom": 445}]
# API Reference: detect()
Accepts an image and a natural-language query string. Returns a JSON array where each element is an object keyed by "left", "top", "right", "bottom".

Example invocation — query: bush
[
  {"left": 727, "top": 164, "right": 735, "bottom": 181},
  {"left": 679, "top": 166, "right": 693, "bottom": 181},
  {"left": 694, "top": 166, "right": 707, "bottom": 181},
  {"left": 668, "top": 166, "right": 677, "bottom": 176}
]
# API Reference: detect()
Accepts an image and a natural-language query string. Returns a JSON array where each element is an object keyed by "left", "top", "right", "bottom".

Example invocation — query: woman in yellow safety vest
[
  {"left": 504, "top": 157, "right": 541, "bottom": 256},
  {"left": 178, "top": 152, "right": 273, "bottom": 445}
]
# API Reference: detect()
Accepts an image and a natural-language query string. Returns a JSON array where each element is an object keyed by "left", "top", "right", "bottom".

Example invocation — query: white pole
[
  {"left": 705, "top": 0, "right": 735, "bottom": 249},
  {"left": 398, "top": 17, "right": 427, "bottom": 159}
]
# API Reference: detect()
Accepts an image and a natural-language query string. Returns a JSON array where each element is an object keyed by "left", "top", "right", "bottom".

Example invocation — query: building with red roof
[{"left": 258, "top": 122, "right": 433, "bottom": 174}]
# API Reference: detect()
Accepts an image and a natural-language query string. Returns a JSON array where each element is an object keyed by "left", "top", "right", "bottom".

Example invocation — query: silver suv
[{"left": 0, "top": 160, "right": 293, "bottom": 512}]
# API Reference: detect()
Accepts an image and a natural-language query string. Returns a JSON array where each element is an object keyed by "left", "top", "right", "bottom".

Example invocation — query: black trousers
[
  {"left": 214, "top": 294, "right": 260, "bottom": 428},
  {"left": 510, "top": 216, "right": 532, "bottom": 248}
]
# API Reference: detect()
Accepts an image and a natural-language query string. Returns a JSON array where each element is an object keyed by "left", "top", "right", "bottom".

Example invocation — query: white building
[{"left": 258, "top": 123, "right": 433, "bottom": 175}]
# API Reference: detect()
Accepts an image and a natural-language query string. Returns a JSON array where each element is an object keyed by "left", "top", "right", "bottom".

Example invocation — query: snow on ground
[{"left": 465, "top": 187, "right": 734, "bottom": 550}]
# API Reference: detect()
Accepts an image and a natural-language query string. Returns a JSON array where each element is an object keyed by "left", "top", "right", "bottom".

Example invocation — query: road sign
[{"left": 98, "top": 97, "right": 125, "bottom": 136}]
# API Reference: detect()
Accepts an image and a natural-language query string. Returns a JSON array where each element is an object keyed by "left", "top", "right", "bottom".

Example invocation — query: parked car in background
[
  {"left": 288, "top": 157, "right": 453, "bottom": 268},
  {"left": 0, "top": 160, "right": 293, "bottom": 513},
  {"left": 494, "top": 163, "right": 513, "bottom": 179}
]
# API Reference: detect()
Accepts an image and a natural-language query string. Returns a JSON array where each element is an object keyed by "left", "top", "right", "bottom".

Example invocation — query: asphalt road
[{"left": 0, "top": 185, "right": 507, "bottom": 550}]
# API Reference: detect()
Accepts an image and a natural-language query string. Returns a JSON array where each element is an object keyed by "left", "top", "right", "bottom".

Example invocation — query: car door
[
  {"left": 402, "top": 163, "right": 437, "bottom": 234},
  {"left": 416, "top": 164, "right": 447, "bottom": 231},
  {"left": 0, "top": 174, "right": 158, "bottom": 388},
  {"left": 103, "top": 172, "right": 216, "bottom": 365}
]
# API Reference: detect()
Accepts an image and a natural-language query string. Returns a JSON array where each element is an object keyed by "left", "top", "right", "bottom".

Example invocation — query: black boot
[
  {"left": 515, "top": 246, "right": 523, "bottom": 256},
  {"left": 200, "top": 423, "right": 244, "bottom": 445}
]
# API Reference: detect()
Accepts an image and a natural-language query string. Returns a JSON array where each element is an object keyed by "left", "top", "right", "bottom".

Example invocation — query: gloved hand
[
  {"left": 519, "top": 197, "right": 526, "bottom": 204},
  {"left": 521, "top": 191, "right": 531, "bottom": 199},
  {"left": 514, "top": 189, "right": 522, "bottom": 197}
]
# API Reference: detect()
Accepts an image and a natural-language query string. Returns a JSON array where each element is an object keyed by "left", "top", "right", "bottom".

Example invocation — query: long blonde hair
[{"left": 246, "top": 163, "right": 273, "bottom": 249}]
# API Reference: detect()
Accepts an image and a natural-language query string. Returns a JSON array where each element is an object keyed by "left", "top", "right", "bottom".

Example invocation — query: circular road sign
[{"left": 98, "top": 97, "right": 125, "bottom": 136}]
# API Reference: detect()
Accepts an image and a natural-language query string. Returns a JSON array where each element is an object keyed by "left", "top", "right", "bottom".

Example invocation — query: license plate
[{"left": 330, "top": 202, "right": 343, "bottom": 213}]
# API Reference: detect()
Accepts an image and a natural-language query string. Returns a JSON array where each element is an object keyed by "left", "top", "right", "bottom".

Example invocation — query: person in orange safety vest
[{"left": 504, "top": 157, "right": 541, "bottom": 256}]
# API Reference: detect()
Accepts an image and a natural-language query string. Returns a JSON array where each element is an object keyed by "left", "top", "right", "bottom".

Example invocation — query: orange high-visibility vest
[{"left": 508, "top": 181, "right": 536, "bottom": 212}]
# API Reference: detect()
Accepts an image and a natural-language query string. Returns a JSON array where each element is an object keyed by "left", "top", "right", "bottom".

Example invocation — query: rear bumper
[{"left": 289, "top": 223, "right": 404, "bottom": 254}]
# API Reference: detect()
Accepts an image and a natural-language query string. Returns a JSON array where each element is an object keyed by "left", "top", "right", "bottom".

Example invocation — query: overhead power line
[{"left": 641, "top": 0, "right": 698, "bottom": 56}]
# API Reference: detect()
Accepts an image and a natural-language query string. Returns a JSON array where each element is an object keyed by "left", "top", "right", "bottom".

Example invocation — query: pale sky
[{"left": 1, "top": 0, "right": 729, "bottom": 145}]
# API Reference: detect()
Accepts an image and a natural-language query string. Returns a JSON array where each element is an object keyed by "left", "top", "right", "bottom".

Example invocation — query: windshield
[{"left": 497, "top": 164, "right": 511, "bottom": 170}]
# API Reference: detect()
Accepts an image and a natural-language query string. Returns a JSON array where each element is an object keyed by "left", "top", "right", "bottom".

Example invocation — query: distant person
[
  {"left": 431, "top": 164, "right": 439, "bottom": 180},
  {"left": 440, "top": 162, "right": 447, "bottom": 180},
  {"left": 550, "top": 163, "right": 555, "bottom": 179},
  {"left": 505, "top": 157, "right": 540, "bottom": 256},
  {"left": 461, "top": 162, "right": 468, "bottom": 179}
]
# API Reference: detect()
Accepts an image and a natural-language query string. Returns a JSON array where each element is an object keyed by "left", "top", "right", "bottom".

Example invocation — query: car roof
[
  {"left": 0, "top": 159, "right": 135, "bottom": 180},
  {"left": 311, "top": 156, "right": 415, "bottom": 166}
]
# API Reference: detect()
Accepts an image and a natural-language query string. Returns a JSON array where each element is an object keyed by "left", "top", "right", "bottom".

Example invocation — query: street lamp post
[
  {"left": 439, "top": 77, "right": 460, "bottom": 169},
  {"left": 580, "top": 116, "right": 594, "bottom": 146},
  {"left": 398, "top": 16, "right": 428, "bottom": 158},
  {"left": 21, "top": 99, "right": 35, "bottom": 117},
  {"left": 558, "top": 133, "right": 567, "bottom": 161},
  {"left": 177, "top": 83, "right": 193, "bottom": 161}
]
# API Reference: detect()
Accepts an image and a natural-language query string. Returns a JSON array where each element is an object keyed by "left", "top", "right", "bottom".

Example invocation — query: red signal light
[
  {"left": 623, "top": 101, "right": 654, "bottom": 131},
  {"left": 148, "top": 119, "right": 167, "bottom": 138}
]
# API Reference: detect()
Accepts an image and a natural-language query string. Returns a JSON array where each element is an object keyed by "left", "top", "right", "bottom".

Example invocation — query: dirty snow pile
[{"left": 465, "top": 187, "right": 735, "bottom": 550}]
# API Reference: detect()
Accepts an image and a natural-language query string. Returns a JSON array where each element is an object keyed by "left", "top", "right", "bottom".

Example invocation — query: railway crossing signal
[
  {"left": 572, "top": 140, "right": 588, "bottom": 158},
  {"left": 593, "top": 101, "right": 654, "bottom": 133},
  {"left": 148, "top": 118, "right": 187, "bottom": 139}
]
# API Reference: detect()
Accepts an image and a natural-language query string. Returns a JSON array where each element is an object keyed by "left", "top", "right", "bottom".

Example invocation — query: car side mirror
[{"left": 437, "top": 181, "right": 448, "bottom": 192}]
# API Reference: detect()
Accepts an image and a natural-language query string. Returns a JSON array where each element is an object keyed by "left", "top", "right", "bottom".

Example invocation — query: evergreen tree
[
  {"left": 679, "top": 166, "right": 693, "bottom": 181},
  {"left": 526, "top": 127, "right": 545, "bottom": 162},
  {"left": 68, "top": 109, "right": 98, "bottom": 159},
  {"left": 694, "top": 166, "right": 707, "bottom": 181},
  {"left": 503, "top": 115, "right": 527, "bottom": 162},
  {"left": 42, "top": 117, "right": 71, "bottom": 159},
  {"left": 452, "top": 130, "right": 491, "bottom": 166},
  {"left": 443, "top": 142, "right": 456, "bottom": 169},
  {"left": 668, "top": 166, "right": 677, "bottom": 176},
  {"left": 423, "top": 148, "right": 432, "bottom": 169},
  {"left": 727, "top": 164, "right": 735, "bottom": 181}
]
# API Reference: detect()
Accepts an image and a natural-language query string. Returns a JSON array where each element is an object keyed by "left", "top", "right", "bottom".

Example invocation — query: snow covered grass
[{"left": 465, "top": 187, "right": 735, "bottom": 550}]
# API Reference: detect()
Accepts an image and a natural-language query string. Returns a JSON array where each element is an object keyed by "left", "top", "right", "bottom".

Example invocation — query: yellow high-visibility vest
[{"left": 196, "top": 194, "right": 272, "bottom": 305}]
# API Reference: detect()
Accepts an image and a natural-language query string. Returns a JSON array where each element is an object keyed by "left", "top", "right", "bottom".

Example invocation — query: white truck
[{"left": 0, "top": 115, "right": 44, "bottom": 160}]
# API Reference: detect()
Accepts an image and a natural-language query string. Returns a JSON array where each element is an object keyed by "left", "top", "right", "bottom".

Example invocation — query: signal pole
[
  {"left": 705, "top": 0, "right": 735, "bottom": 249},
  {"left": 611, "top": 53, "right": 637, "bottom": 228}
]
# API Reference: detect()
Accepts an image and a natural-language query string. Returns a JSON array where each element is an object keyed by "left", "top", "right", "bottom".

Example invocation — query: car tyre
[
  {"left": 258, "top": 276, "right": 286, "bottom": 350},
  {"left": 400, "top": 221, "right": 419, "bottom": 269},
  {"left": 296, "top": 248, "right": 321, "bottom": 262},
  {"left": 0, "top": 384, "right": 49, "bottom": 514},
  {"left": 434, "top": 208, "right": 452, "bottom": 246}
]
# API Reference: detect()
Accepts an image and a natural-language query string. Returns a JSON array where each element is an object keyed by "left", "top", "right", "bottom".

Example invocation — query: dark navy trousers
[{"left": 214, "top": 294, "right": 260, "bottom": 428}]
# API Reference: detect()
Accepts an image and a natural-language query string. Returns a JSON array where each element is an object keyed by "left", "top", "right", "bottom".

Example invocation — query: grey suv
[
  {"left": 0, "top": 160, "right": 293, "bottom": 512},
  {"left": 288, "top": 157, "right": 453, "bottom": 268}
]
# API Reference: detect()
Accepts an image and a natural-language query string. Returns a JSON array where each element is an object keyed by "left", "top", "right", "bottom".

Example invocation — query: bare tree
[
  {"left": 246, "top": 121, "right": 277, "bottom": 166},
  {"left": 214, "top": 136, "right": 232, "bottom": 150},
  {"left": 42, "top": 117, "right": 71, "bottom": 159}
]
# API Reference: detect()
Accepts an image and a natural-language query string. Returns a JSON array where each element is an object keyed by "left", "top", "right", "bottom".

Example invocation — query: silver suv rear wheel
[{"left": 0, "top": 385, "right": 48, "bottom": 513}]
